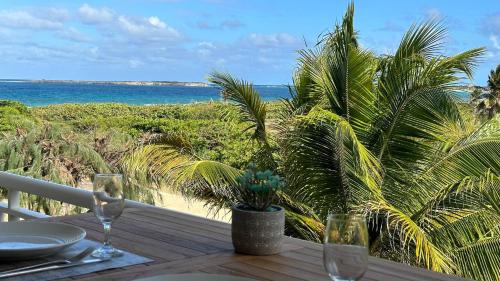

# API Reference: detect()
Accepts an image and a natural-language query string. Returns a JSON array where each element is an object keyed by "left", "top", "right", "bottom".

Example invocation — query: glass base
[
  {"left": 328, "top": 274, "right": 358, "bottom": 281},
  {"left": 91, "top": 245, "right": 123, "bottom": 259},
  {"left": 330, "top": 278, "right": 356, "bottom": 281}
]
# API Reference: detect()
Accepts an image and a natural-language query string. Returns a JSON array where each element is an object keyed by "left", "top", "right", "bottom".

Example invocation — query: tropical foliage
[
  {"left": 0, "top": 101, "right": 29, "bottom": 131},
  {"left": 0, "top": 117, "right": 110, "bottom": 213},
  {"left": 0, "top": 102, "right": 258, "bottom": 214},
  {"left": 488, "top": 64, "right": 500, "bottom": 93},
  {"left": 125, "top": 4, "right": 500, "bottom": 281},
  {"left": 481, "top": 64, "right": 500, "bottom": 118}
]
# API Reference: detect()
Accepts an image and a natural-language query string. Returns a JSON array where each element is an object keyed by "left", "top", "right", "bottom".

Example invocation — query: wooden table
[{"left": 42, "top": 207, "right": 470, "bottom": 281}]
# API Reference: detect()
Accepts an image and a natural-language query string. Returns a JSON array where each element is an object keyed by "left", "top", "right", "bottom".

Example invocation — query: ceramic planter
[{"left": 231, "top": 204, "right": 285, "bottom": 255}]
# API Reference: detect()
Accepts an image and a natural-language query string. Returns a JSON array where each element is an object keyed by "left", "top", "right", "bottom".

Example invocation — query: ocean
[
  {"left": 0, "top": 81, "right": 290, "bottom": 107},
  {"left": 0, "top": 80, "right": 470, "bottom": 107}
]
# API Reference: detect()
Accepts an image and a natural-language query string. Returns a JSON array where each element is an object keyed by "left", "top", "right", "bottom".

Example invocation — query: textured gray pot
[{"left": 231, "top": 204, "right": 285, "bottom": 255}]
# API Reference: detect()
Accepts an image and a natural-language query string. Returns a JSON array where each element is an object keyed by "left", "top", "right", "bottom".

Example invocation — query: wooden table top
[{"left": 41, "top": 207, "right": 470, "bottom": 281}]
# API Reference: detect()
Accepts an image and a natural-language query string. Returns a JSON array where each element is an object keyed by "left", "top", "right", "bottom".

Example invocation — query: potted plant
[{"left": 231, "top": 164, "right": 284, "bottom": 255}]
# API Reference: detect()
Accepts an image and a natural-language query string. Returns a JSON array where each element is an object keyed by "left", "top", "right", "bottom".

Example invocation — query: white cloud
[
  {"left": 89, "top": 47, "right": 99, "bottom": 55},
  {"left": 215, "top": 58, "right": 226, "bottom": 66},
  {"left": 422, "top": 7, "right": 463, "bottom": 31},
  {"left": 425, "top": 8, "right": 442, "bottom": 20},
  {"left": 117, "top": 15, "right": 181, "bottom": 42},
  {"left": 76, "top": 4, "right": 183, "bottom": 43},
  {"left": 128, "top": 59, "right": 144, "bottom": 68},
  {"left": 78, "top": 4, "right": 114, "bottom": 25},
  {"left": 258, "top": 56, "right": 272, "bottom": 64},
  {"left": 191, "top": 32, "right": 300, "bottom": 77},
  {"left": 221, "top": 19, "right": 244, "bottom": 29},
  {"left": 490, "top": 35, "right": 500, "bottom": 50},
  {"left": 378, "top": 21, "right": 404, "bottom": 32},
  {"left": 196, "top": 19, "right": 244, "bottom": 30},
  {"left": 56, "top": 27, "right": 89, "bottom": 42},
  {"left": 0, "top": 8, "right": 68, "bottom": 30},
  {"left": 247, "top": 33, "right": 298, "bottom": 47},
  {"left": 481, "top": 13, "right": 500, "bottom": 36},
  {"left": 43, "top": 8, "right": 70, "bottom": 22},
  {"left": 148, "top": 17, "right": 166, "bottom": 28},
  {"left": 198, "top": 41, "right": 215, "bottom": 49},
  {"left": 197, "top": 41, "right": 216, "bottom": 57},
  {"left": 7, "top": 43, "right": 76, "bottom": 61}
]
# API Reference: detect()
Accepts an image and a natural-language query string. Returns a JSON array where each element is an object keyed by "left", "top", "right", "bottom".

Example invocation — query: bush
[{"left": 0, "top": 100, "right": 31, "bottom": 131}]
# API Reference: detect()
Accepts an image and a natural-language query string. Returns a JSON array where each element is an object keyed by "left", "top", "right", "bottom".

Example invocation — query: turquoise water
[
  {"left": 0, "top": 81, "right": 290, "bottom": 107},
  {"left": 0, "top": 80, "right": 469, "bottom": 107}
]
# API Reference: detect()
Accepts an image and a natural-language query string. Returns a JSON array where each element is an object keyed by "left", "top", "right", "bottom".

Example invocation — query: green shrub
[{"left": 0, "top": 100, "right": 31, "bottom": 131}]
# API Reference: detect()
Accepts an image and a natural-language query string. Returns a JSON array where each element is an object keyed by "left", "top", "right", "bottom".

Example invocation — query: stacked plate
[{"left": 0, "top": 221, "right": 86, "bottom": 260}]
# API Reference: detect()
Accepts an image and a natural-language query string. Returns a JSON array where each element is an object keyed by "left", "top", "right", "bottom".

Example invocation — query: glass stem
[{"left": 103, "top": 222, "right": 112, "bottom": 247}]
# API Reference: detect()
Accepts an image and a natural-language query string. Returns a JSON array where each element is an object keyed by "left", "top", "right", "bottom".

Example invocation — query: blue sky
[{"left": 0, "top": 0, "right": 498, "bottom": 85}]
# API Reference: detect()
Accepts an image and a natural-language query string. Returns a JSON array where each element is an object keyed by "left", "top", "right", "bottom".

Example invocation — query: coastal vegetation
[
  {"left": 0, "top": 101, "right": 260, "bottom": 207},
  {"left": 476, "top": 64, "right": 500, "bottom": 118},
  {"left": 488, "top": 65, "right": 500, "bottom": 94},
  {"left": 0, "top": 3, "right": 498, "bottom": 281}
]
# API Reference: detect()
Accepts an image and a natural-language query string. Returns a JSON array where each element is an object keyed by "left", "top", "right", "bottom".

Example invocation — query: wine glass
[
  {"left": 323, "top": 214, "right": 369, "bottom": 281},
  {"left": 91, "top": 174, "right": 125, "bottom": 258}
]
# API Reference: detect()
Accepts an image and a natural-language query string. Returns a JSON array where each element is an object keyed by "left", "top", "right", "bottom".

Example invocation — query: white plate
[
  {"left": 134, "top": 273, "right": 259, "bottom": 281},
  {"left": 0, "top": 221, "right": 86, "bottom": 260}
]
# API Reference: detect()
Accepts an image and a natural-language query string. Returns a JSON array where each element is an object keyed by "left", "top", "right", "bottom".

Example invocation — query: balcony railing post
[{"left": 8, "top": 189, "right": 20, "bottom": 221}]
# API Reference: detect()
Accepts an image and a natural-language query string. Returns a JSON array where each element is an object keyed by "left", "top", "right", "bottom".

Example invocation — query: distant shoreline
[
  {"left": 0, "top": 79, "right": 210, "bottom": 87},
  {"left": 452, "top": 85, "right": 489, "bottom": 93},
  {"left": 0, "top": 79, "right": 480, "bottom": 108},
  {"left": 0, "top": 79, "right": 487, "bottom": 91}
]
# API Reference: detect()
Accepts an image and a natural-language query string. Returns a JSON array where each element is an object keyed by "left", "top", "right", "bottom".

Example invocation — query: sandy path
[
  {"left": 156, "top": 190, "right": 231, "bottom": 222},
  {"left": 79, "top": 180, "right": 230, "bottom": 222}
]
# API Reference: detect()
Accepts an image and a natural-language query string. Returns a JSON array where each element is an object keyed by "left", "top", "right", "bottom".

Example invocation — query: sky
[{"left": 0, "top": 0, "right": 498, "bottom": 85}]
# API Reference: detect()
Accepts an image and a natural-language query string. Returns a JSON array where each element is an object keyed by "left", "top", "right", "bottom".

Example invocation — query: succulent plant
[{"left": 234, "top": 163, "right": 282, "bottom": 211}]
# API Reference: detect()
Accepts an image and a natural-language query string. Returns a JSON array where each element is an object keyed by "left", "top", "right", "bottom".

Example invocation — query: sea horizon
[
  {"left": 0, "top": 80, "right": 293, "bottom": 107},
  {"left": 0, "top": 79, "right": 472, "bottom": 107}
]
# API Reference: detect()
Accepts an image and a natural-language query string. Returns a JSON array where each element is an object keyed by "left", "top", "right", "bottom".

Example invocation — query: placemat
[
  {"left": 0, "top": 239, "right": 153, "bottom": 281},
  {"left": 134, "top": 273, "right": 259, "bottom": 281}
]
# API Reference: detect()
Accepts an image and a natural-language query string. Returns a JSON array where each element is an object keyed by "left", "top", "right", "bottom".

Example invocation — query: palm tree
[
  {"left": 126, "top": 3, "right": 499, "bottom": 280},
  {"left": 488, "top": 65, "right": 500, "bottom": 93},
  {"left": 475, "top": 65, "right": 500, "bottom": 119},
  {"left": 477, "top": 65, "right": 500, "bottom": 118}
]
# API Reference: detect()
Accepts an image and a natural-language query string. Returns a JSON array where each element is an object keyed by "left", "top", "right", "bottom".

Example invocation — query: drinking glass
[
  {"left": 323, "top": 214, "right": 369, "bottom": 281},
  {"left": 91, "top": 174, "right": 125, "bottom": 258}
]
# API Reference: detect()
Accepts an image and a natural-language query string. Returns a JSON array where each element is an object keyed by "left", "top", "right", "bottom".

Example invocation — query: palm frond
[
  {"left": 168, "top": 160, "right": 242, "bottom": 198},
  {"left": 394, "top": 20, "right": 446, "bottom": 60},
  {"left": 284, "top": 106, "right": 382, "bottom": 217},
  {"left": 366, "top": 200, "right": 456, "bottom": 273},
  {"left": 370, "top": 23, "right": 483, "bottom": 176},
  {"left": 431, "top": 210, "right": 499, "bottom": 249},
  {"left": 285, "top": 48, "right": 323, "bottom": 114},
  {"left": 420, "top": 139, "right": 500, "bottom": 194},
  {"left": 285, "top": 210, "right": 324, "bottom": 243},
  {"left": 208, "top": 72, "right": 268, "bottom": 144},
  {"left": 453, "top": 238, "right": 500, "bottom": 281},
  {"left": 436, "top": 48, "right": 486, "bottom": 80}
]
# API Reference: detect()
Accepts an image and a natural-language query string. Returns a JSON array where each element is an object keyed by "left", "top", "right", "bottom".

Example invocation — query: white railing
[{"left": 0, "top": 172, "right": 154, "bottom": 222}]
